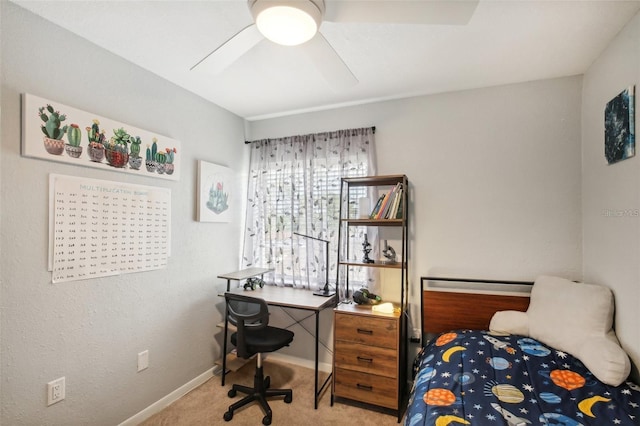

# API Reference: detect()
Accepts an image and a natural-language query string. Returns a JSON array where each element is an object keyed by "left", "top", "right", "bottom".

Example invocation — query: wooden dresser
[{"left": 332, "top": 303, "right": 401, "bottom": 411}]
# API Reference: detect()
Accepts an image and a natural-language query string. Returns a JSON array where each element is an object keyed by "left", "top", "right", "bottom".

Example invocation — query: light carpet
[{"left": 139, "top": 358, "right": 402, "bottom": 425}]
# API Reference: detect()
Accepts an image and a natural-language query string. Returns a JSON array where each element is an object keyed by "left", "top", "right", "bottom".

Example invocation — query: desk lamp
[{"left": 293, "top": 232, "right": 335, "bottom": 297}]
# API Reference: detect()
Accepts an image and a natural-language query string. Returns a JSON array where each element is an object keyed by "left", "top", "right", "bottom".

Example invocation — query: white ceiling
[{"left": 12, "top": 0, "right": 640, "bottom": 120}]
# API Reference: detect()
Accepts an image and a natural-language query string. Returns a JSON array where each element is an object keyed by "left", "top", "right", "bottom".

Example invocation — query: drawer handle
[
  {"left": 357, "top": 328, "right": 373, "bottom": 335},
  {"left": 357, "top": 356, "right": 373, "bottom": 363},
  {"left": 356, "top": 383, "right": 373, "bottom": 391}
]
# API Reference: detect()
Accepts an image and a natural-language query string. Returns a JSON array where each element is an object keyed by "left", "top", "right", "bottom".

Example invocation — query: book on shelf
[
  {"left": 370, "top": 183, "right": 403, "bottom": 219},
  {"left": 369, "top": 195, "right": 385, "bottom": 219}
]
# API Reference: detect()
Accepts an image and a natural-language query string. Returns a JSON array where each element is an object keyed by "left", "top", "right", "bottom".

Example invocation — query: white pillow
[
  {"left": 489, "top": 310, "right": 529, "bottom": 336},
  {"left": 525, "top": 276, "right": 630, "bottom": 386}
]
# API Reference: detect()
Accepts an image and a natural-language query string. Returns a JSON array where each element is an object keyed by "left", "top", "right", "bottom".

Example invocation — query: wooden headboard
[{"left": 421, "top": 277, "right": 533, "bottom": 335}]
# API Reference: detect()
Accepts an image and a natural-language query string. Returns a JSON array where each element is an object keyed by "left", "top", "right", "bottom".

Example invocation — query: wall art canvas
[
  {"left": 605, "top": 85, "right": 635, "bottom": 165},
  {"left": 197, "top": 161, "right": 234, "bottom": 222},
  {"left": 22, "top": 93, "right": 181, "bottom": 181}
]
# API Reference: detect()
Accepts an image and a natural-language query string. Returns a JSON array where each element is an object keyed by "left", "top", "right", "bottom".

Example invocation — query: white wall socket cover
[
  {"left": 138, "top": 350, "right": 149, "bottom": 372},
  {"left": 47, "top": 377, "right": 65, "bottom": 406}
]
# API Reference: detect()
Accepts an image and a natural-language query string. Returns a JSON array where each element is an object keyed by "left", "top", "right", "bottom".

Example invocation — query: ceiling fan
[{"left": 191, "top": 0, "right": 479, "bottom": 89}]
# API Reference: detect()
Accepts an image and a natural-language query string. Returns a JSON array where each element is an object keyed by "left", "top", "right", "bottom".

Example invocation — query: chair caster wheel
[
  {"left": 284, "top": 394, "right": 293, "bottom": 403},
  {"left": 265, "top": 376, "right": 271, "bottom": 389},
  {"left": 262, "top": 415, "right": 272, "bottom": 425},
  {"left": 227, "top": 389, "right": 237, "bottom": 398},
  {"left": 223, "top": 411, "right": 233, "bottom": 421}
]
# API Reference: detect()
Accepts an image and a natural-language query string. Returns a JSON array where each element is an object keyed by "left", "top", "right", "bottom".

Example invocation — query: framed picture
[
  {"left": 605, "top": 86, "right": 635, "bottom": 165},
  {"left": 197, "top": 161, "right": 235, "bottom": 222},
  {"left": 22, "top": 93, "right": 181, "bottom": 181}
]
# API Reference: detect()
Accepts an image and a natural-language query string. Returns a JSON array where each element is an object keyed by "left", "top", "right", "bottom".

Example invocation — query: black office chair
[{"left": 223, "top": 293, "right": 294, "bottom": 425}]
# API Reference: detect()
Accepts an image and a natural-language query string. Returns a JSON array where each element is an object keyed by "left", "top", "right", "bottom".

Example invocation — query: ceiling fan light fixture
[{"left": 251, "top": 0, "right": 323, "bottom": 46}]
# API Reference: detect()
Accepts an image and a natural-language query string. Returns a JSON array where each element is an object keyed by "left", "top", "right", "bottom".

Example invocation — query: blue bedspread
[{"left": 405, "top": 330, "right": 640, "bottom": 425}]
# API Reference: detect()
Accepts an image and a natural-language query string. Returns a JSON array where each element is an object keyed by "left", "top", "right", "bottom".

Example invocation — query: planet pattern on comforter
[{"left": 405, "top": 330, "right": 640, "bottom": 425}]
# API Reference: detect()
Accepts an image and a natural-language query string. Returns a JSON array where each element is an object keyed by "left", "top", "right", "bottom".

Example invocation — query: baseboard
[
  {"left": 118, "top": 368, "right": 214, "bottom": 426},
  {"left": 118, "top": 355, "right": 331, "bottom": 425}
]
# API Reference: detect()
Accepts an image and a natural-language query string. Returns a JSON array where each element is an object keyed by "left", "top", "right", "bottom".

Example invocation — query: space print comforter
[{"left": 404, "top": 330, "right": 640, "bottom": 426}]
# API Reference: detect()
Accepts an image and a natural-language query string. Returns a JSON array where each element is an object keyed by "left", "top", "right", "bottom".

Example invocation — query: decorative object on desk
[
  {"left": 362, "top": 234, "right": 374, "bottom": 264},
  {"left": 243, "top": 277, "right": 265, "bottom": 291},
  {"left": 382, "top": 239, "right": 397, "bottom": 264},
  {"left": 605, "top": 85, "right": 635, "bottom": 165},
  {"left": 22, "top": 93, "right": 181, "bottom": 180},
  {"left": 293, "top": 232, "right": 335, "bottom": 297},
  {"left": 197, "top": 161, "right": 235, "bottom": 222},
  {"left": 352, "top": 287, "right": 381, "bottom": 305}
]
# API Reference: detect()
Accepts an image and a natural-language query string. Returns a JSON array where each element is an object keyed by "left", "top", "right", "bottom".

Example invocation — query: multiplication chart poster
[{"left": 48, "top": 174, "right": 171, "bottom": 283}]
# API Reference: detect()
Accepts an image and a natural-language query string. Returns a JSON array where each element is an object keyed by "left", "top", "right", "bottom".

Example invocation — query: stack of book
[{"left": 369, "top": 183, "right": 403, "bottom": 219}]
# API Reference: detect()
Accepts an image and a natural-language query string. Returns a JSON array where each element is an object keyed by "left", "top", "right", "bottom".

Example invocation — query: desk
[{"left": 220, "top": 286, "right": 336, "bottom": 409}]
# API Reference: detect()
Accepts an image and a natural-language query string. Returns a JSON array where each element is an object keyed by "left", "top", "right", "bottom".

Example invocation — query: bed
[{"left": 405, "top": 276, "right": 640, "bottom": 426}]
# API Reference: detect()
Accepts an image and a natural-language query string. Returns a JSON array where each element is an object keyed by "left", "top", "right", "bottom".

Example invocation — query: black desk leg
[
  {"left": 314, "top": 309, "right": 319, "bottom": 409},
  {"left": 222, "top": 304, "right": 228, "bottom": 386}
]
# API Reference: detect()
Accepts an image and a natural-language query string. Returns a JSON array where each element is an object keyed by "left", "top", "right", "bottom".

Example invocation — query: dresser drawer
[
  {"left": 334, "top": 340, "right": 397, "bottom": 378},
  {"left": 334, "top": 367, "right": 398, "bottom": 409},
  {"left": 334, "top": 312, "right": 397, "bottom": 348}
]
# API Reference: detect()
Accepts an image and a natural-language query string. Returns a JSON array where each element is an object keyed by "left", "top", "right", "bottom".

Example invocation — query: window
[{"left": 242, "top": 128, "right": 376, "bottom": 292}]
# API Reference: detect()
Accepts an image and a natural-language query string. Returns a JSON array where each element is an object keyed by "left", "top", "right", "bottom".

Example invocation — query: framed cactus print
[
  {"left": 21, "top": 93, "right": 181, "bottom": 181},
  {"left": 197, "top": 161, "right": 235, "bottom": 223}
]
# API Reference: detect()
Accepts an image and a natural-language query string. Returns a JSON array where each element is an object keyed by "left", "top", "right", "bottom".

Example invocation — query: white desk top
[{"left": 222, "top": 285, "right": 336, "bottom": 311}]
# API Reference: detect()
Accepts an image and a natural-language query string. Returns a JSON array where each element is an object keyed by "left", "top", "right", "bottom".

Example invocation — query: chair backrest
[{"left": 225, "top": 293, "right": 270, "bottom": 359}]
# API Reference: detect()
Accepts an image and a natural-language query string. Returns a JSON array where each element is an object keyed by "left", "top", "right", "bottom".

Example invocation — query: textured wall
[
  {"left": 582, "top": 11, "right": 640, "bottom": 381},
  {"left": 249, "top": 75, "right": 583, "bottom": 352},
  {"left": 1, "top": 2, "right": 247, "bottom": 424}
]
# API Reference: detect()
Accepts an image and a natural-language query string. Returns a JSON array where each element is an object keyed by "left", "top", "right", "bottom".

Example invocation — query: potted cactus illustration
[
  {"left": 165, "top": 147, "right": 176, "bottom": 175},
  {"left": 39, "top": 104, "right": 68, "bottom": 155},
  {"left": 65, "top": 123, "right": 83, "bottom": 158},
  {"left": 86, "top": 119, "right": 106, "bottom": 162},
  {"left": 145, "top": 138, "right": 158, "bottom": 172},
  {"left": 128, "top": 136, "right": 142, "bottom": 170},
  {"left": 155, "top": 151, "right": 167, "bottom": 174},
  {"left": 105, "top": 127, "right": 131, "bottom": 168}
]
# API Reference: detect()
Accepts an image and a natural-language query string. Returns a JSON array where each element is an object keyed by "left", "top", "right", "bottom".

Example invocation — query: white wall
[
  {"left": 1, "top": 3, "right": 247, "bottom": 424},
  {"left": 582, "top": 11, "right": 640, "bottom": 380},
  {"left": 249, "top": 75, "right": 584, "bottom": 351}
]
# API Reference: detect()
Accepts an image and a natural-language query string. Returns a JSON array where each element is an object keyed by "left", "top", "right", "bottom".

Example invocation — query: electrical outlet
[
  {"left": 47, "top": 377, "right": 65, "bottom": 406},
  {"left": 138, "top": 350, "right": 149, "bottom": 372}
]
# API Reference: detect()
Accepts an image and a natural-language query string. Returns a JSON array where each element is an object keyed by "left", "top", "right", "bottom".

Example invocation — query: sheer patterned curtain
[{"left": 242, "top": 127, "right": 376, "bottom": 292}]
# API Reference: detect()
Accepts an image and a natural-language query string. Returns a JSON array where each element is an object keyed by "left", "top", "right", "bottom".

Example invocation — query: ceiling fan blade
[
  {"left": 191, "top": 24, "right": 263, "bottom": 74},
  {"left": 324, "top": 0, "right": 479, "bottom": 25},
  {"left": 303, "top": 33, "right": 358, "bottom": 90}
]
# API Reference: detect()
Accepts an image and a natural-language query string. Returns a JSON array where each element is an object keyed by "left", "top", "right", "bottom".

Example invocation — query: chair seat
[{"left": 231, "top": 326, "right": 294, "bottom": 358}]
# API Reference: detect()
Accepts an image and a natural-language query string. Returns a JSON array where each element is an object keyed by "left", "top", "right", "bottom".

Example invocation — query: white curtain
[{"left": 242, "top": 127, "right": 376, "bottom": 292}]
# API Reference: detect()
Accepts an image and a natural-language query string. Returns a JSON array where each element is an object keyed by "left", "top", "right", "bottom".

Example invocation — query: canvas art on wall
[
  {"left": 197, "top": 161, "right": 235, "bottom": 222},
  {"left": 22, "top": 93, "right": 181, "bottom": 181},
  {"left": 604, "top": 86, "right": 635, "bottom": 165}
]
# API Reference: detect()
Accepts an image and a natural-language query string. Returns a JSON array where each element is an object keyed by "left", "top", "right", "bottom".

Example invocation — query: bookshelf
[{"left": 332, "top": 174, "right": 408, "bottom": 420}]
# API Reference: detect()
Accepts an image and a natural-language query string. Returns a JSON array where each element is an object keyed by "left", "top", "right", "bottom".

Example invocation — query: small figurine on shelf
[
  {"left": 362, "top": 234, "right": 374, "bottom": 264},
  {"left": 382, "top": 240, "right": 397, "bottom": 264}
]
